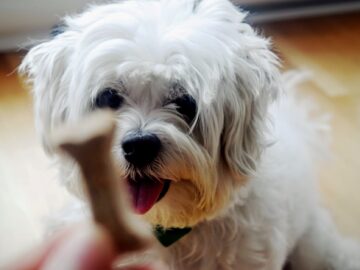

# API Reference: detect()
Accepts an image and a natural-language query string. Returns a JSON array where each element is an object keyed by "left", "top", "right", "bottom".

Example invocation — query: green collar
[{"left": 153, "top": 225, "right": 192, "bottom": 247}]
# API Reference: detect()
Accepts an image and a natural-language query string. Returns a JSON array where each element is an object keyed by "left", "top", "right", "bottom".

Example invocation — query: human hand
[{"left": 7, "top": 223, "right": 158, "bottom": 270}]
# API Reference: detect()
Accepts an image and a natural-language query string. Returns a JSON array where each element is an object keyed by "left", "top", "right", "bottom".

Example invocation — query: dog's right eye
[
  {"left": 95, "top": 88, "right": 124, "bottom": 110},
  {"left": 171, "top": 94, "right": 197, "bottom": 124}
]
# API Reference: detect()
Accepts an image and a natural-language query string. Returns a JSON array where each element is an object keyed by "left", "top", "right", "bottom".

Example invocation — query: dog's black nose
[{"left": 122, "top": 132, "right": 161, "bottom": 167}]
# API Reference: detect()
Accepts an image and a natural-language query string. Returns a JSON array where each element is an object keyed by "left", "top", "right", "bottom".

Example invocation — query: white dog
[{"left": 20, "top": 0, "right": 360, "bottom": 269}]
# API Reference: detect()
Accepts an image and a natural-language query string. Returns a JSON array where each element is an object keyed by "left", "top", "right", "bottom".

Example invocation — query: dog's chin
[{"left": 126, "top": 175, "right": 171, "bottom": 215}]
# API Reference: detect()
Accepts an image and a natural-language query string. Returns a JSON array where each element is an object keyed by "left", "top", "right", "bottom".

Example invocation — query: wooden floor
[
  {"left": 260, "top": 12, "right": 360, "bottom": 239},
  {"left": 0, "top": 11, "right": 360, "bottom": 266},
  {"left": 0, "top": 53, "right": 73, "bottom": 265}
]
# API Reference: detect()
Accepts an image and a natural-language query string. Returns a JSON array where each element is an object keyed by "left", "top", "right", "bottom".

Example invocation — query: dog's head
[{"left": 20, "top": 0, "right": 280, "bottom": 228}]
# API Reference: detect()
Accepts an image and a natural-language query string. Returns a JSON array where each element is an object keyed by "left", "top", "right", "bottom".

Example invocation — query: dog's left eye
[
  {"left": 95, "top": 88, "right": 124, "bottom": 110},
  {"left": 172, "top": 94, "right": 197, "bottom": 123}
]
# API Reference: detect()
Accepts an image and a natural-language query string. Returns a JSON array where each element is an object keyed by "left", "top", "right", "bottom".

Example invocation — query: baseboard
[
  {"left": 240, "top": 0, "right": 360, "bottom": 23},
  {"left": 0, "top": 31, "right": 48, "bottom": 52}
]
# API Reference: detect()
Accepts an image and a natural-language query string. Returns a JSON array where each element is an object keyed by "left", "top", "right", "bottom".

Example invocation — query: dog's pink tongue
[{"left": 127, "top": 178, "right": 164, "bottom": 214}]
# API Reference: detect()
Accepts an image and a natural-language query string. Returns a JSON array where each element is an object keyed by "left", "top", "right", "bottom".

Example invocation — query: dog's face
[{"left": 21, "top": 0, "right": 280, "bottom": 228}]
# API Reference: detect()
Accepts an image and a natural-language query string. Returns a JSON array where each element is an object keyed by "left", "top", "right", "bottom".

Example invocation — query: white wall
[
  {"left": 0, "top": 0, "right": 305, "bottom": 50},
  {"left": 0, "top": 0, "right": 106, "bottom": 51}
]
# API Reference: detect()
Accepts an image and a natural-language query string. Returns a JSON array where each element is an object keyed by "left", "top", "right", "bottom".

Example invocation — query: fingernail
[{"left": 42, "top": 224, "right": 115, "bottom": 270}]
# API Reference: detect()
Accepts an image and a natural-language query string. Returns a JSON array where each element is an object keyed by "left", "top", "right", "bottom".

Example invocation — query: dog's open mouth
[{"left": 127, "top": 176, "right": 171, "bottom": 214}]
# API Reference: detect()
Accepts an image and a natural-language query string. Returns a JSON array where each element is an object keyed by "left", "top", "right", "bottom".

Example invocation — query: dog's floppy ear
[
  {"left": 20, "top": 27, "right": 75, "bottom": 153},
  {"left": 221, "top": 37, "right": 280, "bottom": 179}
]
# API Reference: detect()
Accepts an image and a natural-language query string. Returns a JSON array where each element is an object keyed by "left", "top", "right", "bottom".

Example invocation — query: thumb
[{"left": 40, "top": 224, "right": 116, "bottom": 270}]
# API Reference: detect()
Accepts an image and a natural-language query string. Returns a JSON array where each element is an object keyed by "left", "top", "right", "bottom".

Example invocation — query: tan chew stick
[{"left": 51, "top": 110, "right": 152, "bottom": 253}]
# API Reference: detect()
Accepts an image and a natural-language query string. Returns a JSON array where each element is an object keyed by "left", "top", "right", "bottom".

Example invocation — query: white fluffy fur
[{"left": 20, "top": 0, "right": 360, "bottom": 269}]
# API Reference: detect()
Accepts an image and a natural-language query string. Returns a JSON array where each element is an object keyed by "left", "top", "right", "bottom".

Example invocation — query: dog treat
[{"left": 51, "top": 110, "right": 153, "bottom": 253}]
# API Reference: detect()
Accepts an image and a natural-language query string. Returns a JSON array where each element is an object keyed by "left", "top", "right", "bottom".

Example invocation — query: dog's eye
[
  {"left": 172, "top": 94, "right": 197, "bottom": 123},
  {"left": 95, "top": 88, "right": 124, "bottom": 110}
]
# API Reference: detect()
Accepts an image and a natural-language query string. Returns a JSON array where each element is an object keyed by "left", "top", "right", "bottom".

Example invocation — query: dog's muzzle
[{"left": 122, "top": 132, "right": 169, "bottom": 214}]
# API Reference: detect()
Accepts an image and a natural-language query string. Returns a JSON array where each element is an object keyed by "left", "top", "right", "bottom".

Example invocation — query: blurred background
[
  {"left": 1, "top": 0, "right": 360, "bottom": 267},
  {"left": 2, "top": 0, "right": 360, "bottom": 50}
]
